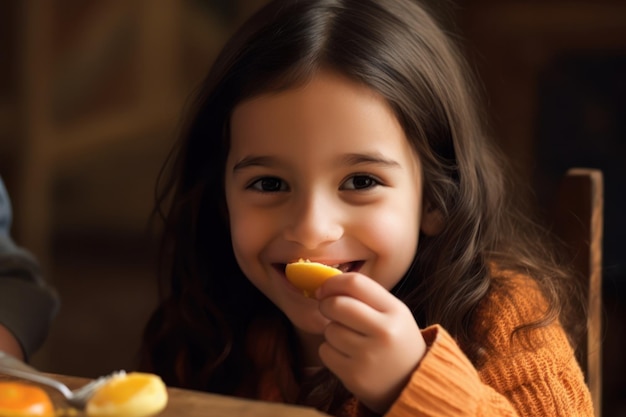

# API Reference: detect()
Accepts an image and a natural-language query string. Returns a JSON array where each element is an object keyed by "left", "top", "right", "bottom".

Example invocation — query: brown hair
[{"left": 140, "top": 0, "right": 583, "bottom": 414}]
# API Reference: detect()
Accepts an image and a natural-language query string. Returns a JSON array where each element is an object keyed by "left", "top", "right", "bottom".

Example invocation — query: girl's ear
[{"left": 420, "top": 202, "right": 445, "bottom": 236}]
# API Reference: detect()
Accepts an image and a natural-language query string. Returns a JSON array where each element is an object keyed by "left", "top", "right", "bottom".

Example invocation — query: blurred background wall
[{"left": 0, "top": 1, "right": 624, "bottom": 416}]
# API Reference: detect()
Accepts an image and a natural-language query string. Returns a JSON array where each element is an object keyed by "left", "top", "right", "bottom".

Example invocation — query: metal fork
[{"left": 0, "top": 351, "right": 125, "bottom": 409}]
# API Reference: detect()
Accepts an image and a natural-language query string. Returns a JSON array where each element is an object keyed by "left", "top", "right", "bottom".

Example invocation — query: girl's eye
[
  {"left": 341, "top": 175, "right": 381, "bottom": 190},
  {"left": 248, "top": 177, "right": 288, "bottom": 192}
]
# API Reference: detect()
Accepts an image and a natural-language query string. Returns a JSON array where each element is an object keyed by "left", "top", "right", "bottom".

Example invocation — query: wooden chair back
[{"left": 549, "top": 167, "right": 603, "bottom": 417}]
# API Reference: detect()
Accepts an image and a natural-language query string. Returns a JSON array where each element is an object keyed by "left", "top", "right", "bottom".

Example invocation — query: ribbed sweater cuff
[{"left": 385, "top": 325, "right": 484, "bottom": 417}]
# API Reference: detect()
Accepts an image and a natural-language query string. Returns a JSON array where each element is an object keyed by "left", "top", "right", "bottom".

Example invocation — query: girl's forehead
[
  {"left": 227, "top": 71, "right": 421, "bottom": 177},
  {"left": 233, "top": 70, "right": 390, "bottom": 125},
  {"left": 234, "top": 69, "right": 383, "bottom": 113},
  {"left": 231, "top": 73, "right": 399, "bottom": 143}
]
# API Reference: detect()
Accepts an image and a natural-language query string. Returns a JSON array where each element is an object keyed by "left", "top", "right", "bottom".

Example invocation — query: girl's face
[{"left": 225, "top": 70, "right": 425, "bottom": 335}]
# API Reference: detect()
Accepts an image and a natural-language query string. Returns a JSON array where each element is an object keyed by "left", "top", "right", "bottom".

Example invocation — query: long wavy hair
[{"left": 139, "top": 0, "right": 584, "bottom": 414}]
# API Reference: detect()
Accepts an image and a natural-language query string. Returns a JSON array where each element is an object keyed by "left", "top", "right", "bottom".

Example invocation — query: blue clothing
[{"left": 0, "top": 177, "right": 59, "bottom": 359}]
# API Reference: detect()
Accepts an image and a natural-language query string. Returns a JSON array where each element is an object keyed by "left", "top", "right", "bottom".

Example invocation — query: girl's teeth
[{"left": 337, "top": 263, "right": 352, "bottom": 273}]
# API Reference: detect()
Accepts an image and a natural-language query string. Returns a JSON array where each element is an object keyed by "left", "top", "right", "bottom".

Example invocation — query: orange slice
[
  {"left": 285, "top": 259, "right": 342, "bottom": 297},
  {"left": 0, "top": 381, "right": 54, "bottom": 417},
  {"left": 85, "top": 372, "right": 167, "bottom": 417}
]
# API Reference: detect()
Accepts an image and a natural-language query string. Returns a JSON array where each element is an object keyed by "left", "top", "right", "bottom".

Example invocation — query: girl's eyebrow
[
  {"left": 232, "top": 155, "right": 280, "bottom": 172},
  {"left": 340, "top": 152, "right": 401, "bottom": 168}
]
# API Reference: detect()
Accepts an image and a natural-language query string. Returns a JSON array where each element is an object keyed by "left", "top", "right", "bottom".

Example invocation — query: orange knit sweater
[{"left": 381, "top": 274, "right": 594, "bottom": 416}]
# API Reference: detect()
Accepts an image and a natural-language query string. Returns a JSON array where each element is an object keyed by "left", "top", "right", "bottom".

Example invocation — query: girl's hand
[{"left": 316, "top": 272, "right": 427, "bottom": 413}]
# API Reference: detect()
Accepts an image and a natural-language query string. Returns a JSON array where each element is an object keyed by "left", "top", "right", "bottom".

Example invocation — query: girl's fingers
[
  {"left": 317, "top": 272, "right": 401, "bottom": 336},
  {"left": 317, "top": 272, "right": 396, "bottom": 313},
  {"left": 323, "top": 320, "right": 367, "bottom": 357},
  {"left": 318, "top": 338, "right": 350, "bottom": 371},
  {"left": 318, "top": 294, "right": 381, "bottom": 335}
]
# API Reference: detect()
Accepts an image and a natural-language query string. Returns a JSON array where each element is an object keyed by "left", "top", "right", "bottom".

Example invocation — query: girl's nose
[{"left": 282, "top": 192, "right": 343, "bottom": 250}]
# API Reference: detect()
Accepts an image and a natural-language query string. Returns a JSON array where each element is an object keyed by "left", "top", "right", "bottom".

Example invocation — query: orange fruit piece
[
  {"left": 85, "top": 372, "right": 167, "bottom": 417},
  {"left": 285, "top": 259, "right": 342, "bottom": 297},
  {"left": 0, "top": 381, "right": 54, "bottom": 417}
]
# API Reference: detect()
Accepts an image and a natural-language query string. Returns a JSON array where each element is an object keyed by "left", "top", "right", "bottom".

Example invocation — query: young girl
[{"left": 140, "top": 0, "right": 594, "bottom": 415}]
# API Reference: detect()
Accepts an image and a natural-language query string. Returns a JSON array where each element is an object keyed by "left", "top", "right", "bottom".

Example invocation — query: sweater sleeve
[
  {"left": 0, "top": 177, "right": 60, "bottom": 359},
  {"left": 384, "top": 277, "right": 594, "bottom": 417}
]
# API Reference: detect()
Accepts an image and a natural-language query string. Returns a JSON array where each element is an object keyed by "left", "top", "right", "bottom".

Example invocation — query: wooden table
[{"left": 1, "top": 373, "right": 330, "bottom": 416}]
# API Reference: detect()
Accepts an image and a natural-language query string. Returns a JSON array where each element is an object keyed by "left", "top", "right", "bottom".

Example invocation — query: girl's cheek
[
  {"left": 360, "top": 208, "right": 419, "bottom": 287},
  {"left": 229, "top": 211, "right": 275, "bottom": 257}
]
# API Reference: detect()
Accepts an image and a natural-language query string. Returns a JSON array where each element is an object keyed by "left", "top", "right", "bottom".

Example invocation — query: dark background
[{"left": 0, "top": 1, "right": 624, "bottom": 416}]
